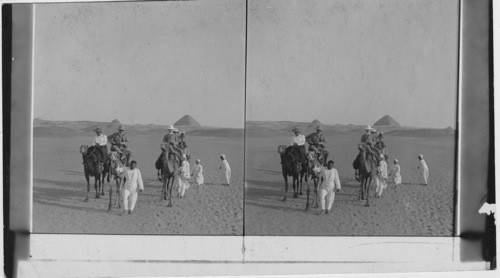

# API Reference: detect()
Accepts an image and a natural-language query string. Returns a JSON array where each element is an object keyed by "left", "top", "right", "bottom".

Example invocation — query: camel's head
[
  {"left": 357, "top": 143, "right": 365, "bottom": 151},
  {"left": 96, "top": 161, "right": 104, "bottom": 173},
  {"left": 79, "top": 145, "right": 88, "bottom": 154},
  {"left": 109, "top": 151, "right": 119, "bottom": 161},
  {"left": 277, "top": 145, "right": 287, "bottom": 154},
  {"left": 307, "top": 151, "right": 316, "bottom": 161}
]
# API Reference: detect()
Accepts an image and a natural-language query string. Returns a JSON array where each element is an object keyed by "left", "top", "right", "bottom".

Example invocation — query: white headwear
[
  {"left": 167, "top": 125, "right": 175, "bottom": 130},
  {"left": 394, "top": 159, "right": 398, "bottom": 163},
  {"left": 220, "top": 154, "right": 226, "bottom": 159},
  {"left": 196, "top": 159, "right": 201, "bottom": 163},
  {"left": 418, "top": 154, "right": 423, "bottom": 159},
  {"left": 365, "top": 125, "right": 372, "bottom": 130}
]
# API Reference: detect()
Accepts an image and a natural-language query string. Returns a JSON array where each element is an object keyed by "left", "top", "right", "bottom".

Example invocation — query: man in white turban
[
  {"left": 417, "top": 154, "right": 429, "bottom": 185},
  {"left": 219, "top": 154, "right": 231, "bottom": 186}
]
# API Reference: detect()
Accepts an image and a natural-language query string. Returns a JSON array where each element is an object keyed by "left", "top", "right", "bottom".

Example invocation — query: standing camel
[
  {"left": 305, "top": 151, "right": 323, "bottom": 211},
  {"left": 354, "top": 143, "right": 378, "bottom": 207},
  {"left": 160, "top": 148, "right": 180, "bottom": 207},
  {"left": 80, "top": 145, "right": 107, "bottom": 202},
  {"left": 277, "top": 145, "right": 307, "bottom": 202},
  {"left": 108, "top": 151, "right": 125, "bottom": 211}
]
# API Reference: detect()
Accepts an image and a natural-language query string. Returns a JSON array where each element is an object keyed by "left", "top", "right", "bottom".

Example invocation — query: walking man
[
  {"left": 219, "top": 154, "right": 231, "bottom": 186},
  {"left": 417, "top": 154, "right": 429, "bottom": 185},
  {"left": 122, "top": 160, "right": 144, "bottom": 215},
  {"left": 318, "top": 160, "right": 341, "bottom": 215}
]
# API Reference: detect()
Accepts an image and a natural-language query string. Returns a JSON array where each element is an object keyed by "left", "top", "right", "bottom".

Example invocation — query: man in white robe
[
  {"left": 177, "top": 154, "right": 190, "bottom": 198},
  {"left": 318, "top": 160, "right": 341, "bottom": 214},
  {"left": 375, "top": 154, "right": 388, "bottom": 197},
  {"left": 389, "top": 159, "right": 402, "bottom": 187},
  {"left": 122, "top": 160, "right": 144, "bottom": 215},
  {"left": 417, "top": 154, "right": 429, "bottom": 185},
  {"left": 219, "top": 154, "right": 231, "bottom": 186},
  {"left": 192, "top": 159, "right": 204, "bottom": 186}
]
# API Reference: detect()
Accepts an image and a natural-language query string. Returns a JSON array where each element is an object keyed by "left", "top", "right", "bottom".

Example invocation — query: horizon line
[{"left": 34, "top": 116, "right": 455, "bottom": 130}]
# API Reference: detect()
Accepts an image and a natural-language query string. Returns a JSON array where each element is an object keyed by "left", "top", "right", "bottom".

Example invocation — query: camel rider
[
  {"left": 156, "top": 125, "right": 184, "bottom": 178},
  {"left": 354, "top": 125, "right": 378, "bottom": 180},
  {"left": 374, "top": 132, "right": 387, "bottom": 156},
  {"left": 178, "top": 132, "right": 190, "bottom": 159},
  {"left": 109, "top": 125, "right": 132, "bottom": 166},
  {"left": 92, "top": 126, "right": 108, "bottom": 162},
  {"left": 162, "top": 125, "right": 183, "bottom": 157},
  {"left": 287, "top": 126, "right": 306, "bottom": 163},
  {"left": 360, "top": 126, "right": 380, "bottom": 157},
  {"left": 306, "top": 125, "right": 329, "bottom": 164}
]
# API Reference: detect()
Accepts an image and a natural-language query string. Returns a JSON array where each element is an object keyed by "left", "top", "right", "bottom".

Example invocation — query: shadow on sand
[{"left": 33, "top": 178, "right": 125, "bottom": 215}]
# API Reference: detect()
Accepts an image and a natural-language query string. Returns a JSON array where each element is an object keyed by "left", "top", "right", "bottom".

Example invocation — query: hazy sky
[
  {"left": 34, "top": 0, "right": 245, "bottom": 128},
  {"left": 247, "top": 0, "right": 459, "bottom": 128}
]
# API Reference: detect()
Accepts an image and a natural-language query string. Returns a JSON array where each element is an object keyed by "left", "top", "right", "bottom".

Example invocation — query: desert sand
[
  {"left": 245, "top": 129, "right": 456, "bottom": 236},
  {"left": 33, "top": 133, "right": 244, "bottom": 235}
]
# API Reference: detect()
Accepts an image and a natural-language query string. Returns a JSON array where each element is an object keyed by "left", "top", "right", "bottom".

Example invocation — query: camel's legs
[
  {"left": 167, "top": 176, "right": 173, "bottom": 207},
  {"left": 162, "top": 173, "right": 167, "bottom": 201},
  {"left": 365, "top": 176, "right": 371, "bottom": 207},
  {"left": 108, "top": 181, "right": 113, "bottom": 211},
  {"left": 305, "top": 180, "right": 310, "bottom": 211},
  {"left": 100, "top": 172, "right": 106, "bottom": 196},
  {"left": 293, "top": 176, "right": 298, "bottom": 198},
  {"left": 94, "top": 176, "right": 100, "bottom": 199},
  {"left": 313, "top": 178, "right": 319, "bottom": 208},
  {"left": 116, "top": 178, "right": 122, "bottom": 208},
  {"left": 282, "top": 174, "right": 288, "bottom": 202},
  {"left": 84, "top": 173, "right": 90, "bottom": 202}
]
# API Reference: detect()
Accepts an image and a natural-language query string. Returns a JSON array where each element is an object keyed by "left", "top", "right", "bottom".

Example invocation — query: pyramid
[
  {"left": 174, "top": 115, "right": 201, "bottom": 126},
  {"left": 33, "top": 117, "right": 48, "bottom": 124},
  {"left": 373, "top": 115, "right": 400, "bottom": 126},
  {"left": 104, "top": 119, "right": 123, "bottom": 131},
  {"left": 311, "top": 119, "right": 322, "bottom": 125}
]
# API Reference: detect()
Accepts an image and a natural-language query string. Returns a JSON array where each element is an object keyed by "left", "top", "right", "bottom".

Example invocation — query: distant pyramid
[
  {"left": 373, "top": 115, "right": 400, "bottom": 126},
  {"left": 311, "top": 119, "right": 322, "bottom": 125},
  {"left": 174, "top": 115, "right": 201, "bottom": 126},
  {"left": 105, "top": 119, "right": 123, "bottom": 131},
  {"left": 33, "top": 117, "right": 48, "bottom": 124}
]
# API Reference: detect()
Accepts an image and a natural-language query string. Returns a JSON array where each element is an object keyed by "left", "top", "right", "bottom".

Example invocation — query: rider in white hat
[
  {"left": 289, "top": 126, "right": 306, "bottom": 162},
  {"left": 92, "top": 126, "right": 109, "bottom": 162},
  {"left": 155, "top": 125, "right": 184, "bottom": 180}
]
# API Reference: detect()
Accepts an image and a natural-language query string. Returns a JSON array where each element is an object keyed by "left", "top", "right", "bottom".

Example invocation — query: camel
[
  {"left": 305, "top": 151, "right": 323, "bottom": 211},
  {"left": 354, "top": 143, "right": 378, "bottom": 207},
  {"left": 108, "top": 151, "right": 125, "bottom": 211},
  {"left": 277, "top": 145, "right": 307, "bottom": 202},
  {"left": 160, "top": 147, "right": 180, "bottom": 207},
  {"left": 80, "top": 145, "right": 108, "bottom": 202}
]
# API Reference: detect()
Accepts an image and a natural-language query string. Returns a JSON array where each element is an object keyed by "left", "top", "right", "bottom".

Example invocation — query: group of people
[
  {"left": 89, "top": 125, "right": 131, "bottom": 166},
  {"left": 83, "top": 124, "right": 233, "bottom": 214},
  {"left": 288, "top": 125, "right": 330, "bottom": 165},
  {"left": 295, "top": 124, "right": 431, "bottom": 214}
]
